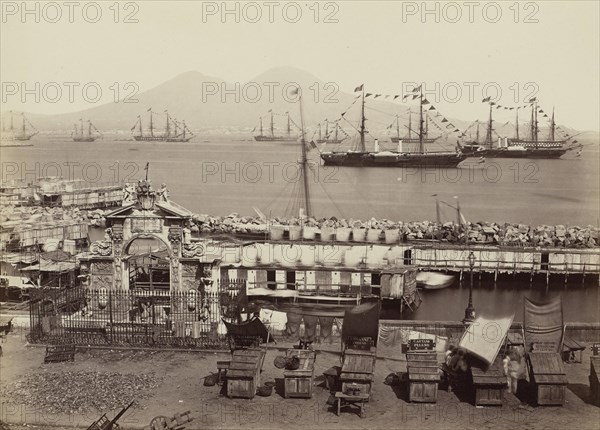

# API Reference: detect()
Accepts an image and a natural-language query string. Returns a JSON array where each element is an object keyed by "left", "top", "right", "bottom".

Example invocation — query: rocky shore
[{"left": 2, "top": 206, "right": 598, "bottom": 249}]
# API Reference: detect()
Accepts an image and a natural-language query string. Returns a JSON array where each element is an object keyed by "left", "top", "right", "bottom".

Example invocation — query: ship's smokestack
[
  {"left": 374, "top": 139, "right": 379, "bottom": 153},
  {"left": 398, "top": 140, "right": 403, "bottom": 153}
]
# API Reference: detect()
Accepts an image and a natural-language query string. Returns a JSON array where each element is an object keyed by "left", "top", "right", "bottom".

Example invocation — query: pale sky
[{"left": 1, "top": 0, "right": 599, "bottom": 130}]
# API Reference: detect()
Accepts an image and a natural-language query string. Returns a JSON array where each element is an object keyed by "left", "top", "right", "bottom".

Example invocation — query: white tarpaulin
[{"left": 459, "top": 313, "right": 514, "bottom": 366}]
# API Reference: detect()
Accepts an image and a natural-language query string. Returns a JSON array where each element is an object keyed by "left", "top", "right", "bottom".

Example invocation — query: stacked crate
[{"left": 406, "top": 339, "right": 440, "bottom": 403}]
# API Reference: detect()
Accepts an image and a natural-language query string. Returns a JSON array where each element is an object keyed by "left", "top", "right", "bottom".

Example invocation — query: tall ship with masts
[
  {"left": 72, "top": 118, "right": 102, "bottom": 142},
  {"left": 1, "top": 111, "right": 38, "bottom": 144},
  {"left": 254, "top": 111, "right": 298, "bottom": 142},
  {"left": 320, "top": 85, "right": 467, "bottom": 168},
  {"left": 390, "top": 110, "right": 436, "bottom": 144},
  {"left": 460, "top": 99, "right": 578, "bottom": 158},
  {"left": 131, "top": 109, "right": 194, "bottom": 142},
  {"left": 315, "top": 119, "right": 344, "bottom": 144}
]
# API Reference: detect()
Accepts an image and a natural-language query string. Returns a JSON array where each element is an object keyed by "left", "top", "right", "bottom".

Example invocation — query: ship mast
[
  {"left": 485, "top": 104, "right": 493, "bottom": 147},
  {"left": 407, "top": 111, "right": 412, "bottom": 139},
  {"left": 298, "top": 90, "right": 311, "bottom": 217},
  {"left": 138, "top": 116, "right": 143, "bottom": 137},
  {"left": 476, "top": 121, "right": 480, "bottom": 143},
  {"left": 87, "top": 120, "right": 92, "bottom": 137},
  {"left": 259, "top": 116, "right": 263, "bottom": 136},
  {"left": 22, "top": 114, "right": 26, "bottom": 135},
  {"left": 359, "top": 87, "right": 366, "bottom": 152},
  {"left": 550, "top": 107, "right": 555, "bottom": 141},
  {"left": 182, "top": 120, "right": 187, "bottom": 139},
  {"left": 165, "top": 111, "right": 170, "bottom": 138},
  {"left": 286, "top": 112, "right": 291, "bottom": 138},
  {"left": 334, "top": 121, "right": 339, "bottom": 141},
  {"left": 418, "top": 89, "right": 425, "bottom": 153},
  {"left": 324, "top": 119, "right": 329, "bottom": 140},
  {"left": 270, "top": 111, "right": 274, "bottom": 138},
  {"left": 149, "top": 110, "right": 154, "bottom": 137},
  {"left": 80, "top": 118, "right": 84, "bottom": 137},
  {"left": 317, "top": 123, "right": 322, "bottom": 141},
  {"left": 515, "top": 109, "right": 519, "bottom": 140},
  {"left": 530, "top": 100, "right": 538, "bottom": 144},
  {"left": 396, "top": 114, "right": 401, "bottom": 139},
  {"left": 425, "top": 114, "right": 429, "bottom": 139},
  {"left": 10, "top": 111, "right": 14, "bottom": 131}
]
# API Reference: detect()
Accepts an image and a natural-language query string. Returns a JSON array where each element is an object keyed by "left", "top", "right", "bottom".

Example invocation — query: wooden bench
[
  {"left": 335, "top": 392, "right": 369, "bottom": 418},
  {"left": 44, "top": 344, "right": 76, "bottom": 363},
  {"left": 471, "top": 357, "right": 507, "bottom": 406},
  {"left": 217, "top": 360, "right": 230, "bottom": 385}
]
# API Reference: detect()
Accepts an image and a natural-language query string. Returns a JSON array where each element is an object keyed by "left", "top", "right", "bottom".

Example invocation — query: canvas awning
[
  {"left": 342, "top": 302, "right": 380, "bottom": 346},
  {"left": 523, "top": 296, "right": 564, "bottom": 353},
  {"left": 459, "top": 313, "right": 514, "bottom": 367}
]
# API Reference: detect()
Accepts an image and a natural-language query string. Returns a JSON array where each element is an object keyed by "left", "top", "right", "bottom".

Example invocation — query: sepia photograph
[{"left": 0, "top": 1, "right": 599, "bottom": 429}]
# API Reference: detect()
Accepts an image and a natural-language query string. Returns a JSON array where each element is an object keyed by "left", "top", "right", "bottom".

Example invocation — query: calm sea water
[{"left": 2, "top": 134, "right": 599, "bottom": 322}]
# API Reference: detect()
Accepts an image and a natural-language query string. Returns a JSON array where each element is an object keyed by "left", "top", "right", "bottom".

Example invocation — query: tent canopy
[
  {"left": 459, "top": 313, "right": 514, "bottom": 367},
  {"left": 222, "top": 317, "right": 270, "bottom": 346},
  {"left": 342, "top": 302, "right": 380, "bottom": 347},
  {"left": 523, "top": 296, "right": 564, "bottom": 353}
]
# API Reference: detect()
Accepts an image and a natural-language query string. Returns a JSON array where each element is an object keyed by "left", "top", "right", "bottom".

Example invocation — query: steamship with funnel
[
  {"left": 320, "top": 85, "right": 467, "bottom": 168},
  {"left": 460, "top": 99, "right": 580, "bottom": 159}
]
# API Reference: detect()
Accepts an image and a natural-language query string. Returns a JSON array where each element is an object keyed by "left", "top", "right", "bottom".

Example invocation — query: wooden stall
[
  {"left": 457, "top": 314, "right": 512, "bottom": 406},
  {"left": 523, "top": 297, "right": 568, "bottom": 406},
  {"left": 527, "top": 352, "right": 568, "bottom": 405},
  {"left": 335, "top": 302, "right": 379, "bottom": 417},
  {"left": 223, "top": 318, "right": 269, "bottom": 399},
  {"left": 283, "top": 348, "right": 317, "bottom": 398},
  {"left": 406, "top": 339, "right": 440, "bottom": 403}
]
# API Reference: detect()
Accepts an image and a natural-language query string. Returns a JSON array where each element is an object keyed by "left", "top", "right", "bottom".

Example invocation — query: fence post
[{"left": 108, "top": 290, "right": 114, "bottom": 344}]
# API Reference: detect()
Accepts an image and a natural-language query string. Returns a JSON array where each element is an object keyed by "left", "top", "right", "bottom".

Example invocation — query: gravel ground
[{"left": 1, "top": 329, "right": 599, "bottom": 430}]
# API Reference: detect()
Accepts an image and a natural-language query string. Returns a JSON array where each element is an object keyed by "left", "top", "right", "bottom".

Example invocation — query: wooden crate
[
  {"left": 340, "top": 349, "right": 376, "bottom": 399},
  {"left": 284, "top": 349, "right": 316, "bottom": 398},
  {"left": 528, "top": 352, "right": 568, "bottom": 406},
  {"left": 226, "top": 348, "right": 265, "bottom": 399},
  {"left": 471, "top": 358, "right": 506, "bottom": 406},
  {"left": 406, "top": 354, "right": 440, "bottom": 403},
  {"left": 589, "top": 356, "right": 600, "bottom": 405}
]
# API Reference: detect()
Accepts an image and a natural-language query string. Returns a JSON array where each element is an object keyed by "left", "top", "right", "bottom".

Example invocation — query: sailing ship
[
  {"left": 390, "top": 110, "right": 436, "bottom": 144},
  {"left": 254, "top": 111, "right": 298, "bottom": 142},
  {"left": 320, "top": 86, "right": 467, "bottom": 168},
  {"left": 131, "top": 109, "right": 194, "bottom": 142},
  {"left": 72, "top": 119, "right": 102, "bottom": 142},
  {"left": 460, "top": 101, "right": 577, "bottom": 159},
  {"left": 315, "top": 119, "right": 344, "bottom": 144},
  {"left": 1, "top": 111, "right": 38, "bottom": 144}
]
